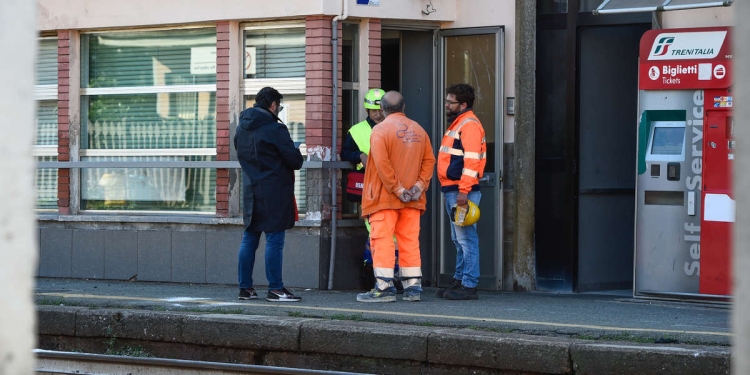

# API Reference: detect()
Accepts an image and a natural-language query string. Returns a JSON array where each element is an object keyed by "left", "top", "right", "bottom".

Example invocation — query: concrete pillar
[
  {"left": 511, "top": 0, "right": 536, "bottom": 291},
  {"left": 734, "top": 1, "right": 750, "bottom": 372},
  {"left": 0, "top": 0, "right": 38, "bottom": 373}
]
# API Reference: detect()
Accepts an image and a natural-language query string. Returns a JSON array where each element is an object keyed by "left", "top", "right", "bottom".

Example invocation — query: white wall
[
  {"left": 1, "top": 0, "right": 38, "bottom": 373},
  {"left": 37, "top": 0, "right": 328, "bottom": 30},
  {"left": 661, "top": 6, "right": 733, "bottom": 29}
]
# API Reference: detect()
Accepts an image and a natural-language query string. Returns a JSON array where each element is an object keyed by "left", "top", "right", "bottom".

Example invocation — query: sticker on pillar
[
  {"left": 356, "top": 0, "right": 380, "bottom": 5},
  {"left": 713, "top": 96, "right": 732, "bottom": 108},
  {"left": 704, "top": 193, "right": 736, "bottom": 223}
]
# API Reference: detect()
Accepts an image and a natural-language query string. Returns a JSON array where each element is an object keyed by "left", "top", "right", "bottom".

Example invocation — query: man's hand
[
  {"left": 398, "top": 189, "right": 412, "bottom": 203},
  {"left": 408, "top": 185, "right": 422, "bottom": 201},
  {"left": 360, "top": 153, "right": 368, "bottom": 167},
  {"left": 456, "top": 192, "right": 469, "bottom": 207}
]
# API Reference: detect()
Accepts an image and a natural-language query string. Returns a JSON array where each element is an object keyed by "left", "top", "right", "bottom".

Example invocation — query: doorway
[
  {"left": 437, "top": 27, "right": 505, "bottom": 290},
  {"left": 535, "top": 9, "right": 651, "bottom": 292},
  {"left": 381, "top": 28, "right": 437, "bottom": 284}
]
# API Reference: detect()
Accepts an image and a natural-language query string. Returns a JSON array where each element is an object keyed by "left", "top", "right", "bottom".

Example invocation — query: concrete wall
[
  {"left": 37, "top": 0, "right": 461, "bottom": 31},
  {"left": 37, "top": 220, "right": 318, "bottom": 288},
  {"left": 1, "top": 0, "right": 38, "bottom": 372},
  {"left": 660, "top": 7, "right": 733, "bottom": 29},
  {"left": 36, "top": 219, "right": 366, "bottom": 290}
]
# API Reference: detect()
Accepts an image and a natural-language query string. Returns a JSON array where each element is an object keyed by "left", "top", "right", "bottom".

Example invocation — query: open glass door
[{"left": 438, "top": 27, "right": 504, "bottom": 290}]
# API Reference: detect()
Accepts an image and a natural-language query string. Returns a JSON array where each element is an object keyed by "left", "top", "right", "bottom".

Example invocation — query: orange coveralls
[{"left": 361, "top": 112, "right": 435, "bottom": 290}]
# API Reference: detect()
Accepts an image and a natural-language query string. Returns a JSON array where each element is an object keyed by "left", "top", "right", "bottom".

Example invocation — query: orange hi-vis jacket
[
  {"left": 437, "top": 110, "right": 486, "bottom": 194},
  {"left": 361, "top": 112, "right": 435, "bottom": 217}
]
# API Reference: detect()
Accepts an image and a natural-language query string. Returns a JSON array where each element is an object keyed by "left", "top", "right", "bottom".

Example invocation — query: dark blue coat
[{"left": 234, "top": 105, "right": 304, "bottom": 232}]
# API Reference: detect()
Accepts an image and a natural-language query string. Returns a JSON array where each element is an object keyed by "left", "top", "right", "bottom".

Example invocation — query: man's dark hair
[
  {"left": 446, "top": 83, "right": 475, "bottom": 108},
  {"left": 255, "top": 86, "right": 283, "bottom": 110},
  {"left": 380, "top": 91, "right": 405, "bottom": 115}
]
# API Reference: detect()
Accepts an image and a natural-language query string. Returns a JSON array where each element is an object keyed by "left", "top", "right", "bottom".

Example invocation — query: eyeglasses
[
  {"left": 445, "top": 100, "right": 460, "bottom": 105},
  {"left": 278, "top": 105, "right": 284, "bottom": 113}
]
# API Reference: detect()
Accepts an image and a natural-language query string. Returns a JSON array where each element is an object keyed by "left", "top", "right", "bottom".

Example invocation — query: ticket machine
[{"left": 634, "top": 27, "right": 733, "bottom": 299}]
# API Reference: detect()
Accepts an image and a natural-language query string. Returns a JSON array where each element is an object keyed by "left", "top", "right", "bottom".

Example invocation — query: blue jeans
[
  {"left": 443, "top": 191, "right": 482, "bottom": 288},
  {"left": 238, "top": 230, "right": 285, "bottom": 290}
]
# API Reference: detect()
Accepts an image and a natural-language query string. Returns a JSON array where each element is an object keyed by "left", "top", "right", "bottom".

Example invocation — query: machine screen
[{"left": 651, "top": 127, "right": 685, "bottom": 155}]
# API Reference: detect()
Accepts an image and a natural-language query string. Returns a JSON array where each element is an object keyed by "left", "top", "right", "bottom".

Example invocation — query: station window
[
  {"left": 242, "top": 25, "right": 307, "bottom": 214},
  {"left": 79, "top": 28, "right": 217, "bottom": 212},
  {"left": 34, "top": 38, "right": 59, "bottom": 210}
]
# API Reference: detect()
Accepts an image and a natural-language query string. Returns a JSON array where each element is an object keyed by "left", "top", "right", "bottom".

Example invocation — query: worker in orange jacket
[
  {"left": 357, "top": 91, "right": 435, "bottom": 303},
  {"left": 435, "top": 83, "right": 487, "bottom": 300}
]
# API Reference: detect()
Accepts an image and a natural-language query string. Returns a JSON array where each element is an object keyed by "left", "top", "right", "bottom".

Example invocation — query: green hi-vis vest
[{"left": 349, "top": 120, "right": 372, "bottom": 170}]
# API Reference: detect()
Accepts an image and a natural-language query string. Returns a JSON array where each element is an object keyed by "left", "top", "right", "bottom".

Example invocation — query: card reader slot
[{"left": 644, "top": 191, "right": 684, "bottom": 206}]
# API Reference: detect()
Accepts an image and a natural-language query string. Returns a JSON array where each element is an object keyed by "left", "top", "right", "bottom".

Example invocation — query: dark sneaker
[
  {"left": 402, "top": 286, "right": 422, "bottom": 302},
  {"left": 444, "top": 284, "right": 479, "bottom": 300},
  {"left": 356, "top": 287, "right": 397, "bottom": 303},
  {"left": 238, "top": 288, "right": 258, "bottom": 300},
  {"left": 435, "top": 278, "right": 462, "bottom": 298},
  {"left": 266, "top": 288, "right": 301, "bottom": 302}
]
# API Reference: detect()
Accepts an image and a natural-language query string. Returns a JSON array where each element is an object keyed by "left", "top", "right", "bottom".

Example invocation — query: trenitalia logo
[
  {"left": 648, "top": 31, "right": 727, "bottom": 61},
  {"left": 652, "top": 37, "right": 674, "bottom": 56}
]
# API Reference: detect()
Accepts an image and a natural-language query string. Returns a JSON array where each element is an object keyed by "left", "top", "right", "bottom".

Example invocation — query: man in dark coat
[{"left": 234, "top": 87, "right": 304, "bottom": 302}]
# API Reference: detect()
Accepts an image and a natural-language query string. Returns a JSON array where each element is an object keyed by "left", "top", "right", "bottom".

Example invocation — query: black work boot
[
  {"left": 444, "top": 284, "right": 479, "bottom": 300},
  {"left": 435, "top": 278, "right": 462, "bottom": 298}
]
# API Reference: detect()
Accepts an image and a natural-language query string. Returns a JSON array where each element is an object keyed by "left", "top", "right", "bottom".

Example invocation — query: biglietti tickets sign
[{"left": 639, "top": 27, "right": 732, "bottom": 90}]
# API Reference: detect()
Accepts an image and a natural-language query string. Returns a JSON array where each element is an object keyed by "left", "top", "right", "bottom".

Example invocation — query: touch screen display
[{"left": 651, "top": 127, "right": 685, "bottom": 155}]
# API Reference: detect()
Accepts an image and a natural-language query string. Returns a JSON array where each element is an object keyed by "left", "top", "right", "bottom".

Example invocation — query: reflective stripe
[
  {"left": 439, "top": 145, "right": 464, "bottom": 156},
  {"left": 374, "top": 267, "right": 395, "bottom": 279},
  {"left": 447, "top": 130, "right": 460, "bottom": 139},
  {"left": 399, "top": 267, "right": 422, "bottom": 278},
  {"left": 364, "top": 98, "right": 381, "bottom": 106},
  {"left": 462, "top": 168, "right": 479, "bottom": 178},
  {"left": 464, "top": 151, "right": 485, "bottom": 160}
]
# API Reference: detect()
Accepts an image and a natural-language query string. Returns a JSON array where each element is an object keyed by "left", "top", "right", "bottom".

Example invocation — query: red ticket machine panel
[{"left": 700, "top": 89, "right": 733, "bottom": 295}]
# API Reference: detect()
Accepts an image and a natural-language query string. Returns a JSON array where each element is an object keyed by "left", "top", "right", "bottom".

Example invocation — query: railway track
[{"left": 35, "top": 350, "right": 370, "bottom": 375}]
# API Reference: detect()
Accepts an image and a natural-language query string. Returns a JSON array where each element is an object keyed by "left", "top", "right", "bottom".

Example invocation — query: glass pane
[
  {"left": 539, "top": 0, "right": 568, "bottom": 14},
  {"left": 83, "top": 93, "right": 216, "bottom": 150},
  {"left": 83, "top": 29, "right": 217, "bottom": 88},
  {"left": 444, "top": 34, "right": 496, "bottom": 172},
  {"left": 36, "top": 100, "right": 58, "bottom": 146},
  {"left": 651, "top": 127, "right": 685, "bottom": 155},
  {"left": 342, "top": 23, "right": 359, "bottom": 83},
  {"left": 80, "top": 156, "right": 216, "bottom": 212},
  {"left": 36, "top": 156, "right": 58, "bottom": 210},
  {"left": 244, "top": 28, "right": 305, "bottom": 79},
  {"left": 36, "top": 39, "right": 58, "bottom": 85},
  {"left": 243, "top": 94, "right": 307, "bottom": 213}
]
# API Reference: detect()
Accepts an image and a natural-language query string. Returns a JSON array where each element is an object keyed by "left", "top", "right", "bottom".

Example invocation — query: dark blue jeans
[
  {"left": 238, "top": 230, "right": 285, "bottom": 290},
  {"left": 443, "top": 191, "right": 482, "bottom": 288}
]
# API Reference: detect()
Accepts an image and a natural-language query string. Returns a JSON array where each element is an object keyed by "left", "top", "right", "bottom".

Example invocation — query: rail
[{"left": 35, "top": 349, "right": 370, "bottom": 375}]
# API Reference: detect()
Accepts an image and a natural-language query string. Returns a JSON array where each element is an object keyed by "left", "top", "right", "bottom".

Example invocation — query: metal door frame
[{"left": 437, "top": 26, "right": 505, "bottom": 290}]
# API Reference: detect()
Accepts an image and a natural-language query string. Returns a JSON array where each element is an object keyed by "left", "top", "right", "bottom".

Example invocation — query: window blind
[
  {"left": 84, "top": 29, "right": 217, "bottom": 88},
  {"left": 36, "top": 39, "right": 58, "bottom": 85},
  {"left": 245, "top": 29, "right": 305, "bottom": 79}
]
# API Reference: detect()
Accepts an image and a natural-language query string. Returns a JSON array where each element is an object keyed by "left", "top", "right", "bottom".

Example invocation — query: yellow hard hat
[
  {"left": 364, "top": 88, "right": 385, "bottom": 110},
  {"left": 451, "top": 200, "right": 480, "bottom": 226}
]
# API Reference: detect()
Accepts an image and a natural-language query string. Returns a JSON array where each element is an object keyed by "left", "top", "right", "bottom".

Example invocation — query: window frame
[{"left": 78, "top": 26, "right": 220, "bottom": 214}]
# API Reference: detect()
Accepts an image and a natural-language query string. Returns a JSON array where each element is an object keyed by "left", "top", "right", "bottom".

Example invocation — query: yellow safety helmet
[
  {"left": 451, "top": 200, "right": 480, "bottom": 227},
  {"left": 364, "top": 88, "right": 385, "bottom": 110}
]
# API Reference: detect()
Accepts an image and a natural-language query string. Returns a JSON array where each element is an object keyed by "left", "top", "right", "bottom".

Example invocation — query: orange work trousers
[{"left": 368, "top": 208, "right": 421, "bottom": 270}]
